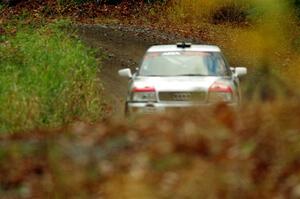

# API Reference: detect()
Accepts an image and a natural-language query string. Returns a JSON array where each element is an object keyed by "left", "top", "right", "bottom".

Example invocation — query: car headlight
[{"left": 131, "top": 87, "right": 157, "bottom": 102}]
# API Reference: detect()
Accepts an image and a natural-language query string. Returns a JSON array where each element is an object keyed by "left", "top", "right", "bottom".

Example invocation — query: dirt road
[{"left": 76, "top": 24, "right": 199, "bottom": 116}]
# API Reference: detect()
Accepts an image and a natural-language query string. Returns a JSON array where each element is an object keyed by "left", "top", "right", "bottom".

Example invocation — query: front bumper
[{"left": 126, "top": 101, "right": 238, "bottom": 114}]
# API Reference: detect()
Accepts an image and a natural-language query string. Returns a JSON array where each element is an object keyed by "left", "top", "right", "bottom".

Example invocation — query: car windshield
[{"left": 139, "top": 51, "right": 231, "bottom": 76}]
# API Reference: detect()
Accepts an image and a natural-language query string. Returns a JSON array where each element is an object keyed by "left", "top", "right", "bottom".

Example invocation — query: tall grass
[{"left": 0, "top": 20, "right": 103, "bottom": 133}]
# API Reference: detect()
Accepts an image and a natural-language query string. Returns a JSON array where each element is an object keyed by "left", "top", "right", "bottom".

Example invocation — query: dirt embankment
[{"left": 76, "top": 24, "right": 201, "bottom": 116}]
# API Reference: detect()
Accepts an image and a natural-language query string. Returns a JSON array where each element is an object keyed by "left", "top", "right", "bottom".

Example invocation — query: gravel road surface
[{"left": 76, "top": 24, "right": 200, "bottom": 116}]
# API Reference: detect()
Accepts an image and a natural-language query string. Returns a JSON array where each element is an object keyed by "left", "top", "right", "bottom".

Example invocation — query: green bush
[{"left": 0, "top": 20, "right": 103, "bottom": 133}]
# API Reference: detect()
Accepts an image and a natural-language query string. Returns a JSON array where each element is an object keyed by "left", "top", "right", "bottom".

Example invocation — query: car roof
[{"left": 147, "top": 44, "right": 221, "bottom": 53}]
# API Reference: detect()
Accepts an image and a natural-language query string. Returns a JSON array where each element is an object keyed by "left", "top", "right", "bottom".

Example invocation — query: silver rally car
[{"left": 118, "top": 43, "right": 247, "bottom": 114}]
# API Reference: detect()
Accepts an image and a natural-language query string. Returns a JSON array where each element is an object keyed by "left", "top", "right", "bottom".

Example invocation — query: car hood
[{"left": 132, "top": 76, "right": 230, "bottom": 92}]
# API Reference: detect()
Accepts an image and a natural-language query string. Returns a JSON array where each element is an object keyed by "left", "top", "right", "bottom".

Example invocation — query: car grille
[{"left": 159, "top": 92, "right": 206, "bottom": 102}]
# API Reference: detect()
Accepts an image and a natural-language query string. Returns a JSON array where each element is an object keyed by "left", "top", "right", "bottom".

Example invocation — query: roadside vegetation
[{"left": 0, "top": 20, "right": 103, "bottom": 133}]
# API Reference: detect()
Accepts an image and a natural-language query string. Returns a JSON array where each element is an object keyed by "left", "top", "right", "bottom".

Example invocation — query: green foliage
[{"left": 0, "top": 20, "right": 103, "bottom": 133}]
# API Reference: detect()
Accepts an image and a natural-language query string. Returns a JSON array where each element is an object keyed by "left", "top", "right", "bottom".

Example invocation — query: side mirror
[
  {"left": 234, "top": 67, "right": 247, "bottom": 76},
  {"left": 118, "top": 68, "right": 132, "bottom": 78}
]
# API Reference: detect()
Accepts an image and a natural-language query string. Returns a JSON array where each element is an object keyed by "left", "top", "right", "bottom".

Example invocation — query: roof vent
[{"left": 176, "top": 42, "right": 192, "bottom": 48}]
